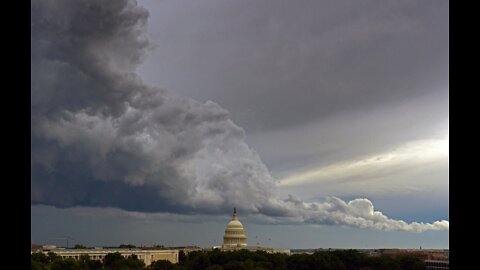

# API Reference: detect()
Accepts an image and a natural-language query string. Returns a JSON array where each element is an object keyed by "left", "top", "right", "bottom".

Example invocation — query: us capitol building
[
  {"left": 220, "top": 208, "right": 290, "bottom": 255},
  {"left": 222, "top": 208, "right": 248, "bottom": 248}
]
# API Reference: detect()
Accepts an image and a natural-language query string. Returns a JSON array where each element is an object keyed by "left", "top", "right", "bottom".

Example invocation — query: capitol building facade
[
  {"left": 223, "top": 208, "right": 248, "bottom": 248},
  {"left": 221, "top": 208, "right": 290, "bottom": 255}
]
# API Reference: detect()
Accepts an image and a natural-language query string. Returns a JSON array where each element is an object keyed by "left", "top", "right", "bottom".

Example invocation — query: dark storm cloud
[
  {"left": 138, "top": 0, "right": 448, "bottom": 132},
  {"left": 31, "top": 0, "right": 447, "bottom": 232},
  {"left": 31, "top": 0, "right": 150, "bottom": 117},
  {"left": 31, "top": 0, "right": 279, "bottom": 215}
]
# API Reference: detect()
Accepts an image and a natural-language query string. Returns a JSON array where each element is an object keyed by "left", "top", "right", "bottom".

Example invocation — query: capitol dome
[{"left": 223, "top": 208, "right": 248, "bottom": 248}]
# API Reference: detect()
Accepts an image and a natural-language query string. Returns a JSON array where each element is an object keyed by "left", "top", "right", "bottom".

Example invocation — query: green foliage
[
  {"left": 104, "top": 252, "right": 126, "bottom": 270},
  {"left": 31, "top": 258, "right": 47, "bottom": 270},
  {"left": 50, "top": 258, "right": 79, "bottom": 270},
  {"left": 149, "top": 260, "right": 175, "bottom": 270},
  {"left": 74, "top": 244, "right": 88, "bottom": 249},
  {"left": 47, "top": 251, "right": 62, "bottom": 263},
  {"left": 191, "top": 252, "right": 211, "bottom": 270},
  {"left": 31, "top": 249, "right": 428, "bottom": 270},
  {"left": 222, "top": 260, "right": 243, "bottom": 270},
  {"left": 178, "top": 251, "right": 187, "bottom": 263},
  {"left": 31, "top": 252, "right": 50, "bottom": 264},
  {"left": 397, "top": 255, "right": 425, "bottom": 270},
  {"left": 205, "top": 265, "right": 223, "bottom": 270},
  {"left": 87, "top": 259, "right": 104, "bottom": 270},
  {"left": 126, "top": 255, "right": 146, "bottom": 269}
]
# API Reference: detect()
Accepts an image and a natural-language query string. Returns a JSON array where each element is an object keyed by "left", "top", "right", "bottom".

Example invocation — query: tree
[
  {"left": 178, "top": 250, "right": 187, "bottom": 262},
  {"left": 31, "top": 252, "right": 50, "bottom": 264},
  {"left": 331, "top": 250, "right": 365, "bottom": 270},
  {"left": 47, "top": 251, "right": 62, "bottom": 263},
  {"left": 374, "top": 256, "right": 400, "bottom": 270},
  {"left": 104, "top": 252, "right": 127, "bottom": 270},
  {"left": 31, "top": 259, "right": 47, "bottom": 270},
  {"left": 50, "top": 258, "right": 78, "bottom": 270},
  {"left": 397, "top": 255, "right": 425, "bottom": 270},
  {"left": 149, "top": 260, "right": 175, "bottom": 270},
  {"left": 125, "top": 254, "right": 146, "bottom": 269},
  {"left": 87, "top": 259, "right": 103, "bottom": 270},
  {"left": 77, "top": 254, "right": 91, "bottom": 270},
  {"left": 269, "top": 253, "right": 288, "bottom": 270},
  {"left": 222, "top": 260, "right": 244, "bottom": 270},
  {"left": 205, "top": 265, "right": 223, "bottom": 270},
  {"left": 192, "top": 252, "right": 211, "bottom": 270}
]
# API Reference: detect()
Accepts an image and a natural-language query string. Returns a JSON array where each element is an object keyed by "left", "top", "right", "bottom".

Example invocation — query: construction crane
[{"left": 49, "top": 237, "right": 74, "bottom": 248}]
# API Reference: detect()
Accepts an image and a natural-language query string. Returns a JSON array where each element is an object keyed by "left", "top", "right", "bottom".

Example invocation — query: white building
[
  {"left": 34, "top": 248, "right": 179, "bottom": 266},
  {"left": 220, "top": 208, "right": 290, "bottom": 255},
  {"left": 223, "top": 208, "right": 248, "bottom": 248}
]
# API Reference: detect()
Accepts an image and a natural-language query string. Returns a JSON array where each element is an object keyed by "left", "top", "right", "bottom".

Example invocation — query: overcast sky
[{"left": 31, "top": 0, "right": 448, "bottom": 249}]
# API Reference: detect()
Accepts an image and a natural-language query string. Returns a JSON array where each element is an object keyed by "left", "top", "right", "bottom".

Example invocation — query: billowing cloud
[
  {"left": 31, "top": 0, "right": 447, "bottom": 232},
  {"left": 31, "top": 0, "right": 279, "bottom": 215},
  {"left": 278, "top": 196, "right": 448, "bottom": 232}
]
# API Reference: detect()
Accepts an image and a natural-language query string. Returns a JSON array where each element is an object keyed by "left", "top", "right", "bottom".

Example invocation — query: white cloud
[{"left": 275, "top": 196, "right": 448, "bottom": 232}]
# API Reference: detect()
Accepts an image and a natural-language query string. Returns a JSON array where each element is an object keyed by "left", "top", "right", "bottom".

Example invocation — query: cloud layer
[
  {"left": 31, "top": 0, "right": 447, "bottom": 232},
  {"left": 279, "top": 196, "right": 448, "bottom": 232},
  {"left": 137, "top": 0, "right": 448, "bottom": 132}
]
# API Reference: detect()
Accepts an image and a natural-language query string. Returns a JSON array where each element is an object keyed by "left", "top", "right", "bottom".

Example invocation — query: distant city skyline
[{"left": 31, "top": 0, "right": 448, "bottom": 248}]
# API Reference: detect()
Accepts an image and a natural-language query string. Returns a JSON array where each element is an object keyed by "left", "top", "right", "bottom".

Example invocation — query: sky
[{"left": 31, "top": 0, "right": 449, "bottom": 249}]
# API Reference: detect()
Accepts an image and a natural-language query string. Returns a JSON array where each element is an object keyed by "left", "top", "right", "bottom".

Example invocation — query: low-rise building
[{"left": 33, "top": 248, "right": 179, "bottom": 266}]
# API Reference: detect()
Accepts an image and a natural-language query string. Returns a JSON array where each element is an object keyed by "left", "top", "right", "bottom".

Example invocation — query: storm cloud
[
  {"left": 31, "top": 0, "right": 448, "bottom": 232},
  {"left": 137, "top": 0, "right": 448, "bottom": 133}
]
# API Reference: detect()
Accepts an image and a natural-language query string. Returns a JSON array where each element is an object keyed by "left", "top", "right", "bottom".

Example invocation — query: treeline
[
  {"left": 31, "top": 252, "right": 144, "bottom": 270},
  {"left": 31, "top": 249, "right": 425, "bottom": 270}
]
